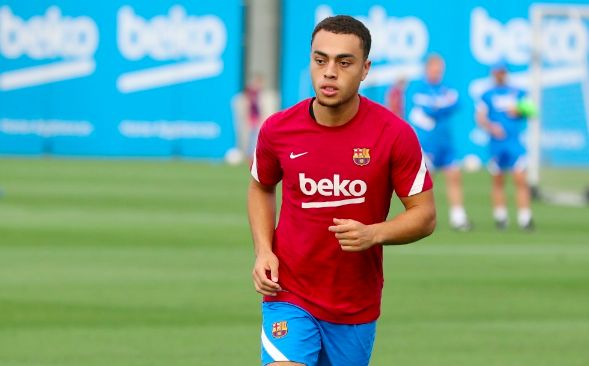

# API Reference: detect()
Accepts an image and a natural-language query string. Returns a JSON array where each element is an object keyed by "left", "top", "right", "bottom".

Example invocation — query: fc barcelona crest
[
  {"left": 353, "top": 148, "right": 371, "bottom": 166},
  {"left": 272, "top": 321, "right": 288, "bottom": 338}
]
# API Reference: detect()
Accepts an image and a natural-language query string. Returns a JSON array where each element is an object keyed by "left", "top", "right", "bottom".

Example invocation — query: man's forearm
[
  {"left": 476, "top": 110, "right": 491, "bottom": 131},
  {"left": 372, "top": 207, "right": 436, "bottom": 245},
  {"left": 372, "top": 190, "right": 436, "bottom": 245},
  {"left": 247, "top": 180, "right": 277, "bottom": 256}
]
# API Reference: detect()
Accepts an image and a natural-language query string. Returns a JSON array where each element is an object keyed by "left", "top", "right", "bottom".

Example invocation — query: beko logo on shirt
[{"left": 299, "top": 173, "right": 367, "bottom": 209}]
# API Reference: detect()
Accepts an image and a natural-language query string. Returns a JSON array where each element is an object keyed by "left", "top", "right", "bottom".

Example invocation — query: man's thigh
[
  {"left": 261, "top": 302, "right": 321, "bottom": 366},
  {"left": 317, "top": 320, "right": 376, "bottom": 366}
]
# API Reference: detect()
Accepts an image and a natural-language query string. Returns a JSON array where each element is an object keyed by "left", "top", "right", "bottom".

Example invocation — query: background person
[
  {"left": 232, "top": 74, "right": 279, "bottom": 160},
  {"left": 476, "top": 62, "right": 534, "bottom": 230},
  {"left": 386, "top": 77, "right": 407, "bottom": 118},
  {"left": 407, "top": 54, "right": 472, "bottom": 231}
]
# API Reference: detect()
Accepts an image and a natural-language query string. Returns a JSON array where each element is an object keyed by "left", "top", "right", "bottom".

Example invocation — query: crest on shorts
[
  {"left": 272, "top": 321, "right": 288, "bottom": 338},
  {"left": 353, "top": 148, "right": 371, "bottom": 166}
]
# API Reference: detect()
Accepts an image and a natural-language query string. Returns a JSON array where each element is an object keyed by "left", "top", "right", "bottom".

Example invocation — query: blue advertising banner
[
  {"left": 0, "top": 0, "right": 243, "bottom": 158},
  {"left": 281, "top": 0, "right": 589, "bottom": 167}
]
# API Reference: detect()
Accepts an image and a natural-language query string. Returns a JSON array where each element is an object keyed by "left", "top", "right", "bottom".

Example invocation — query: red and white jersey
[{"left": 251, "top": 96, "right": 432, "bottom": 324}]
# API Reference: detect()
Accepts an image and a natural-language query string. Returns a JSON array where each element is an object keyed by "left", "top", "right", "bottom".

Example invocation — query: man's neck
[
  {"left": 312, "top": 95, "right": 360, "bottom": 127},
  {"left": 426, "top": 78, "right": 441, "bottom": 86}
]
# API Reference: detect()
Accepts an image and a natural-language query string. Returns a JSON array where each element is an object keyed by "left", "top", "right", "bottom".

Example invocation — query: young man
[
  {"left": 248, "top": 16, "right": 436, "bottom": 366},
  {"left": 476, "top": 62, "right": 534, "bottom": 230},
  {"left": 407, "top": 54, "right": 472, "bottom": 231}
]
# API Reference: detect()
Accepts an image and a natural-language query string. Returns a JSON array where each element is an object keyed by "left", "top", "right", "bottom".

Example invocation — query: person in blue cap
[
  {"left": 476, "top": 61, "right": 534, "bottom": 230},
  {"left": 407, "top": 53, "right": 472, "bottom": 231}
]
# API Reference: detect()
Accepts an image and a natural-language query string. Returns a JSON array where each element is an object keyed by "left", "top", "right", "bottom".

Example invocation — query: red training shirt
[{"left": 251, "top": 96, "right": 432, "bottom": 324}]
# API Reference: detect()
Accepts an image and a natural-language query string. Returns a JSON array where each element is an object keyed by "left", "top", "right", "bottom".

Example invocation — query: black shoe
[
  {"left": 495, "top": 219, "right": 508, "bottom": 230},
  {"left": 451, "top": 221, "right": 473, "bottom": 232}
]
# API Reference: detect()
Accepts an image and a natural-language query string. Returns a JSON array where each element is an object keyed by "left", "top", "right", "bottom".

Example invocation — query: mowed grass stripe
[{"left": 0, "top": 204, "right": 247, "bottom": 228}]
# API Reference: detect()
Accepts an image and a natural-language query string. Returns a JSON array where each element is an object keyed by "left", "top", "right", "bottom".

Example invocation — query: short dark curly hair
[{"left": 311, "top": 15, "right": 371, "bottom": 60}]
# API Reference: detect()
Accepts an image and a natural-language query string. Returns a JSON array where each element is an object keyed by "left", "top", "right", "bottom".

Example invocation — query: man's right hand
[{"left": 252, "top": 250, "right": 281, "bottom": 296}]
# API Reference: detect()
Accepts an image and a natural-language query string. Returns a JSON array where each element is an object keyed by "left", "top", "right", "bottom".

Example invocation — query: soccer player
[
  {"left": 248, "top": 16, "right": 436, "bottom": 366},
  {"left": 407, "top": 54, "right": 472, "bottom": 231},
  {"left": 476, "top": 62, "right": 534, "bottom": 230}
]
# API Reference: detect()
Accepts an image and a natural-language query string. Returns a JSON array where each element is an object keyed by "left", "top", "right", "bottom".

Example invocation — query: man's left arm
[{"left": 328, "top": 189, "right": 436, "bottom": 252}]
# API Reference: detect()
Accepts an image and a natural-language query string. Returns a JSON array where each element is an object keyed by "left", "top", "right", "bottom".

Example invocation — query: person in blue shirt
[
  {"left": 476, "top": 62, "right": 534, "bottom": 230},
  {"left": 408, "top": 54, "right": 471, "bottom": 231}
]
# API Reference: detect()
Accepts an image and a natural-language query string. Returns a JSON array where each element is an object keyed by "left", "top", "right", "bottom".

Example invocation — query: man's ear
[{"left": 361, "top": 59, "right": 372, "bottom": 81}]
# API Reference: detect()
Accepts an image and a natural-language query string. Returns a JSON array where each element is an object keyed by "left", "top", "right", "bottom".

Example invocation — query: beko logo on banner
[
  {"left": 0, "top": 6, "right": 98, "bottom": 90},
  {"left": 116, "top": 5, "right": 227, "bottom": 93},
  {"left": 471, "top": 7, "right": 587, "bottom": 65},
  {"left": 468, "top": 7, "right": 588, "bottom": 103}
]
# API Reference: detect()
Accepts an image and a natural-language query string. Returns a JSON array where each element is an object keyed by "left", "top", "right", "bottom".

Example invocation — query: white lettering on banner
[
  {"left": 541, "top": 131, "right": 586, "bottom": 150},
  {"left": 0, "top": 59, "right": 95, "bottom": 91},
  {"left": 0, "top": 6, "right": 98, "bottom": 90},
  {"left": 470, "top": 7, "right": 588, "bottom": 65},
  {"left": 0, "top": 119, "right": 94, "bottom": 137},
  {"left": 361, "top": 7, "right": 428, "bottom": 62},
  {"left": 0, "top": 6, "right": 98, "bottom": 59},
  {"left": 118, "top": 6, "right": 226, "bottom": 60},
  {"left": 299, "top": 173, "right": 367, "bottom": 209},
  {"left": 119, "top": 120, "right": 221, "bottom": 140},
  {"left": 469, "top": 8, "right": 588, "bottom": 102},
  {"left": 116, "top": 6, "right": 226, "bottom": 93},
  {"left": 315, "top": 5, "right": 428, "bottom": 88}
]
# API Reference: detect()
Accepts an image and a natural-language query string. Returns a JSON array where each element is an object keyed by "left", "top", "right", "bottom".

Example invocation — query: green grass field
[{"left": 0, "top": 158, "right": 587, "bottom": 366}]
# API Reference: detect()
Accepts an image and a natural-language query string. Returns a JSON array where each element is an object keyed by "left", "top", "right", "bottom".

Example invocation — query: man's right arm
[
  {"left": 248, "top": 179, "right": 282, "bottom": 296},
  {"left": 475, "top": 99, "right": 505, "bottom": 139}
]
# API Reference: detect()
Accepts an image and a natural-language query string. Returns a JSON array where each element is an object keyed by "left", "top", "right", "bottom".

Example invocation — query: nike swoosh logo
[{"left": 290, "top": 152, "right": 308, "bottom": 159}]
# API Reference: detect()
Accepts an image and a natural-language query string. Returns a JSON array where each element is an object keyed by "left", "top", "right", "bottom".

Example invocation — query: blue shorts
[
  {"left": 420, "top": 138, "right": 457, "bottom": 171},
  {"left": 488, "top": 148, "right": 527, "bottom": 174},
  {"left": 261, "top": 302, "right": 376, "bottom": 366}
]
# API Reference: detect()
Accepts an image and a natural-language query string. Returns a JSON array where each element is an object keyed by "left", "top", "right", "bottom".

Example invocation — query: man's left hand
[{"left": 328, "top": 218, "right": 378, "bottom": 252}]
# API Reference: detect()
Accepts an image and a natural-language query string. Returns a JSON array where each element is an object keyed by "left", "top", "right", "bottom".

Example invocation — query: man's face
[
  {"left": 425, "top": 58, "right": 444, "bottom": 84},
  {"left": 493, "top": 69, "right": 507, "bottom": 85},
  {"left": 310, "top": 30, "right": 370, "bottom": 108}
]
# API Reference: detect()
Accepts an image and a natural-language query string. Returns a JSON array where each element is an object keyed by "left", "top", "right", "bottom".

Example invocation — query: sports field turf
[{"left": 0, "top": 158, "right": 587, "bottom": 366}]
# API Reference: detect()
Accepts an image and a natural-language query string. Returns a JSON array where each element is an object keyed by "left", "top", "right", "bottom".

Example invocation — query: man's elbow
[{"left": 421, "top": 208, "right": 437, "bottom": 238}]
